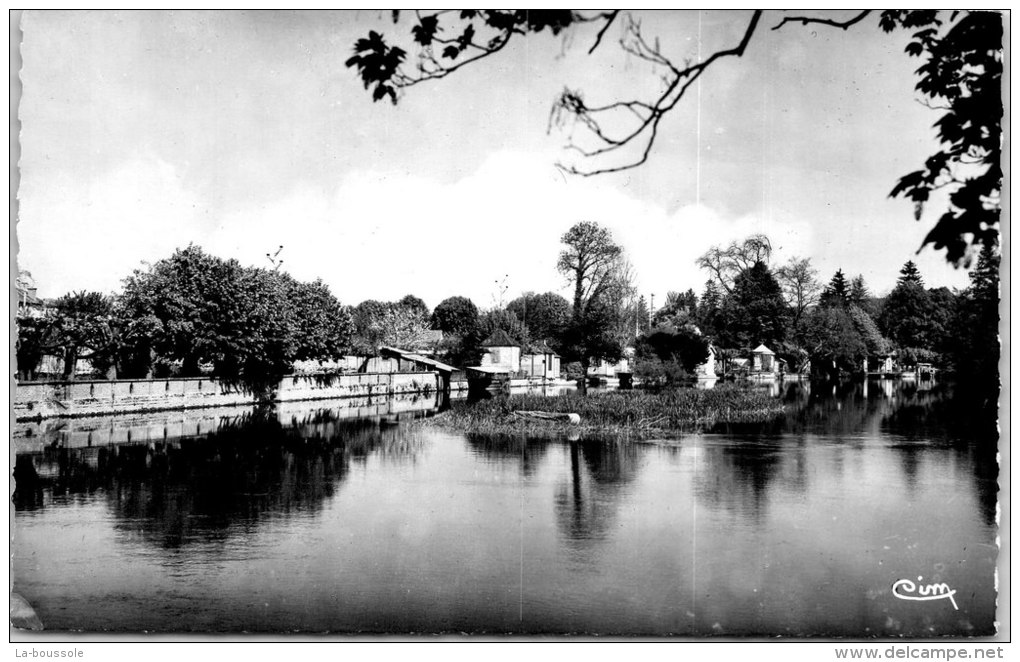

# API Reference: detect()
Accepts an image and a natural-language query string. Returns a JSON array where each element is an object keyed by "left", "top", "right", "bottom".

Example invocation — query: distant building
[
  {"left": 751, "top": 344, "right": 778, "bottom": 374},
  {"left": 521, "top": 342, "right": 560, "bottom": 380},
  {"left": 15, "top": 270, "right": 46, "bottom": 318},
  {"left": 479, "top": 329, "right": 521, "bottom": 372}
]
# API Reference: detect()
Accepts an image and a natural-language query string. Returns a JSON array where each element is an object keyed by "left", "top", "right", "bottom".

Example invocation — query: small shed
[
  {"left": 377, "top": 346, "right": 457, "bottom": 391},
  {"left": 751, "top": 344, "right": 776, "bottom": 373},
  {"left": 480, "top": 329, "right": 521, "bottom": 372},
  {"left": 521, "top": 342, "right": 561, "bottom": 379}
]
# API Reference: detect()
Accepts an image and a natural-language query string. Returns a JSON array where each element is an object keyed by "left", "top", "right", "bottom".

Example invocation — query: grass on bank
[{"left": 422, "top": 385, "right": 786, "bottom": 439}]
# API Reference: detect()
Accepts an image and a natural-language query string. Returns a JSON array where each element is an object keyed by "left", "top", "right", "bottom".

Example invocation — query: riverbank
[
  {"left": 423, "top": 386, "right": 786, "bottom": 439},
  {"left": 14, "top": 372, "right": 441, "bottom": 420}
]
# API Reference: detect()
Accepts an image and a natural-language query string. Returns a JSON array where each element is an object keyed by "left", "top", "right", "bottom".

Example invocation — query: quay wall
[{"left": 14, "top": 372, "right": 441, "bottom": 421}]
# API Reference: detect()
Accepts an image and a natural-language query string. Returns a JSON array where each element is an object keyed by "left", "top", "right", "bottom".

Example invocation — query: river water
[{"left": 12, "top": 380, "right": 999, "bottom": 636}]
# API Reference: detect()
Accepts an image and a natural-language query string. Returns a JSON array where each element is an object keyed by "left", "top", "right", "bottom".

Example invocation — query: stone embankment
[{"left": 14, "top": 371, "right": 441, "bottom": 421}]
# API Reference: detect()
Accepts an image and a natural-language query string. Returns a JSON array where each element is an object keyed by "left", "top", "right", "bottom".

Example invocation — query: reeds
[{"left": 424, "top": 385, "right": 785, "bottom": 439}]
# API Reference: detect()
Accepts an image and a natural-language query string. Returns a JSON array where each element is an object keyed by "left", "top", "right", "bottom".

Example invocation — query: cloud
[{"left": 16, "top": 154, "right": 205, "bottom": 297}]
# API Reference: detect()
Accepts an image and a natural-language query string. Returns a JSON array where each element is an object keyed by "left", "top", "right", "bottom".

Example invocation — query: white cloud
[{"left": 16, "top": 155, "right": 205, "bottom": 297}]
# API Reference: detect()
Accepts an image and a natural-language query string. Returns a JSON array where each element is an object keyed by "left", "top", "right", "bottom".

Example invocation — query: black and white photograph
[{"left": 10, "top": 8, "right": 1006, "bottom": 649}]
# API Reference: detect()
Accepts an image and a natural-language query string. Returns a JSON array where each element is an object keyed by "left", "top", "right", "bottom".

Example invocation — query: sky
[{"left": 14, "top": 9, "right": 978, "bottom": 310}]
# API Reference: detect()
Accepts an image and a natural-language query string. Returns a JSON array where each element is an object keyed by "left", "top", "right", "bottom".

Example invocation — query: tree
[
  {"left": 119, "top": 246, "right": 350, "bottom": 384},
  {"left": 50, "top": 291, "right": 116, "bottom": 379},
  {"left": 559, "top": 299, "right": 625, "bottom": 377},
  {"left": 696, "top": 234, "right": 773, "bottom": 294},
  {"left": 351, "top": 299, "right": 392, "bottom": 353},
  {"left": 898, "top": 260, "right": 924, "bottom": 286},
  {"left": 476, "top": 308, "right": 529, "bottom": 346},
  {"left": 879, "top": 261, "right": 933, "bottom": 349},
  {"left": 946, "top": 242, "right": 999, "bottom": 394},
  {"left": 716, "top": 261, "right": 788, "bottom": 348},
  {"left": 431, "top": 296, "right": 479, "bottom": 335},
  {"left": 349, "top": 10, "right": 1001, "bottom": 263},
  {"left": 882, "top": 11, "right": 1002, "bottom": 265},
  {"left": 819, "top": 269, "right": 851, "bottom": 308},
  {"left": 506, "top": 292, "right": 571, "bottom": 347},
  {"left": 556, "top": 221, "right": 627, "bottom": 374},
  {"left": 557, "top": 221, "right": 623, "bottom": 314},
  {"left": 775, "top": 257, "right": 821, "bottom": 325},
  {"left": 634, "top": 324, "right": 710, "bottom": 384},
  {"left": 398, "top": 294, "right": 430, "bottom": 319},
  {"left": 378, "top": 305, "right": 432, "bottom": 349},
  {"left": 695, "top": 280, "right": 722, "bottom": 336},
  {"left": 652, "top": 289, "right": 697, "bottom": 328},
  {"left": 287, "top": 278, "right": 354, "bottom": 361},
  {"left": 801, "top": 306, "right": 868, "bottom": 379}
]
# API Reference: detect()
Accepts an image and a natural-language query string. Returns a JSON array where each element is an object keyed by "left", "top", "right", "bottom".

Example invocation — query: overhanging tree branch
[
  {"left": 771, "top": 10, "right": 872, "bottom": 32},
  {"left": 553, "top": 10, "right": 762, "bottom": 177}
]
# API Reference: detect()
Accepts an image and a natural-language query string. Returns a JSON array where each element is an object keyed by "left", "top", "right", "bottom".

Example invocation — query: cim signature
[{"left": 892, "top": 577, "right": 959, "bottom": 610}]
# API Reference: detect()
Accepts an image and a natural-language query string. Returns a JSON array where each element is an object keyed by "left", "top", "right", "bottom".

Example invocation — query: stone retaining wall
[{"left": 14, "top": 372, "right": 441, "bottom": 421}]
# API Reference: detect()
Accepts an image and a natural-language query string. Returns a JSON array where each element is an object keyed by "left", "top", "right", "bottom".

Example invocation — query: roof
[
  {"left": 752, "top": 344, "right": 775, "bottom": 355},
  {"left": 378, "top": 346, "right": 456, "bottom": 373},
  {"left": 466, "top": 365, "right": 514, "bottom": 375},
  {"left": 525, "top": 342, "right": 558, "bottom": 356},
  {"left": 481, "top": 329, "right": 519, "bottom": 347}
]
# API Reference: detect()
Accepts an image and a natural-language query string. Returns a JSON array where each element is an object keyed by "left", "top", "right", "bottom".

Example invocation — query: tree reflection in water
[
  {"left": 554, "top": 440, "right": 640, "bottom": 552},
  {"left": 13, "top": 406, "right": 429, "bottom": 548}
]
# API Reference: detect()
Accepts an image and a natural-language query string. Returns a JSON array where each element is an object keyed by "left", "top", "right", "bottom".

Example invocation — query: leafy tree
[
  {"left": 557, "top": 221, "right": 624, "bottom": 314},
  {"left": 476, "top": 308, "right": 529, "bottom": 346},
  {"left": 119, "top": 246, "right": 350, "bottom": 384},
  {"left": 556, "top": 221, "right": 627, "bottom": 374},
  {"left": 716, "top": 261, "right": 788, "bottom": 348},
  {"left": 801, "top": 307, "right": 867, "bottom": 378},
  {"left": 287, "top": 278, "right": 354, "bottom": 361},
  {"left": 15, "top": 315, "right": 54, "bottom": 380},
  {"left": 559, "top": 300, "right": 624, "bottom": 376},
  {"left": 397, "top": 294, "right": 430, "bottom": 319},
  {"left": 634, "top": 324, "right": 710, "bottom": 384},
  {"left": 50, "top": 291, "right": 116, "bottom": 379},
  {"left": 946, "top": 242, "right": 999, "bottom": 395},
  {"left": 882, "top": 11, "right": 1002, "bottom": 264},
  {"left": 926, "top": 286, "right": 957, "bottom": 354},
  {"left": 351, "top": 299, "right": 392, "bottom": 353},
  {"left": 506, "top": 292, "right": 571, "bottom": 347},
  {"left": 431, "top": 296, "right": 479, "bottom": 335},
  {"left": 377, "top": 305, "right": 432, "bottom": 349},
  {"left": 348, "top": 10, "right": 1001, "bottom": 263}
]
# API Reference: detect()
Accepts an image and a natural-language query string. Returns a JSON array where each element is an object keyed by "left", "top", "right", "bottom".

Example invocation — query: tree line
[{"left": 16, "top": 225, "right": 999, "bottom": 400}]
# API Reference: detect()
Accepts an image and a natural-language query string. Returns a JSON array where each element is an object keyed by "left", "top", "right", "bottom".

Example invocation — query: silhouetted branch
[
  {"left": 772, "top": 10, "right": 872, "bottom": 32},
  {"left": 556, "top": 10, "right": 762, "bottom": 177},
  {"left": 588, "top": 10, "right": 620, "bottom": 54}
]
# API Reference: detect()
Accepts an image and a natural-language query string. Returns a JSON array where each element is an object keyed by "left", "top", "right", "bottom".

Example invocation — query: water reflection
[
  {"left": 14, "top": 403, "right": 432, "bottom": 549},
  {"left": 11, "top": 380, "right": 998, "bottom": 635},
  {"left": 554, "top": 440, "right": 640, "bottom": 548}
]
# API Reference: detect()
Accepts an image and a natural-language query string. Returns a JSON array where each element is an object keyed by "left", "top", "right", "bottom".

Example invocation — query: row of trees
[
  {"left": 642, "top": 233, "right": 1000, "bottom": 384},
  {"left": 17, "top": 246, "right": 355, "bottom": 384},
  {"left": 17, "top": 226, "right": 999, "bottom": 397}
]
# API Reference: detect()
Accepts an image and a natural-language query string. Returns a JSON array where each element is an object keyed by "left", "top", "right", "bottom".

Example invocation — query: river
[{"left": 11, "top": 379, "right": 998, "bottom": 636}]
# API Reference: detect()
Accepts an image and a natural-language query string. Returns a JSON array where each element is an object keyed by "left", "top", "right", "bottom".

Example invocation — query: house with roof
[
  {"left": 749, "top": 343, "right": 787, "bottom": 380},
  {"left": 521, "top": 342, "right": 560, "bottom": 380},
  {"left": 479, "top": 329, "right": 521, "bottom": 371}
]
